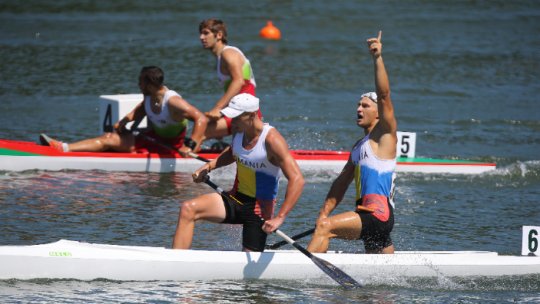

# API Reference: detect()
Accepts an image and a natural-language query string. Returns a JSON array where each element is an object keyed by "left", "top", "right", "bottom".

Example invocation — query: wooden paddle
[{"left": 203, "top": 176, "right": 362, "bottom": 289}]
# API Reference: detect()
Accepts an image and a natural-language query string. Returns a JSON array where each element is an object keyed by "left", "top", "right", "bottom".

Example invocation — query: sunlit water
[{"left": 1, "top": 0, "right": 540, "bottom": 302}]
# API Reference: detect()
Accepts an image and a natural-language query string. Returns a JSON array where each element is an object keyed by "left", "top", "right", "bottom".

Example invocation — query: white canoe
[{"left": 0, "top": 240, "right": 538, "bottom": 283}]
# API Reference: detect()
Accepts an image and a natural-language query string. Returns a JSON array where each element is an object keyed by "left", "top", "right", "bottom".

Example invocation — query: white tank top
[
  {"left": 143, "top": 89, "right": 187, "bottom": 138},
  {"left": 231, "top": 124, "right": 280, "bottom": 200},
  {"left": 217, "top": 45, "right": 256, "bottom": 88},
  {"left": 351, "top": 134, "right": 397, "bottom": 208}
]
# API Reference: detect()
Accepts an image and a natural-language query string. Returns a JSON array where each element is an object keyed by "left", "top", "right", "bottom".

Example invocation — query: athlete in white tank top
[
  {"left": 231, "top": 123, "right": 281, "bottom": 200},
  {"left": 351, "top": 134, "right": 396, "bottom": 209},
  {"left": 199, "top": 20, "right": 259, "bottom": 138},
  {"left": 307, "top": 31, "right": 398, "bottom": 254},
  {"left": 143, "top": 89, "right": 188, "bottom": 138},
  {"left": 217, "top": 45, "right": 256, "bottom": 89},
  {"left": 174, "top": 93, "right": 304, "bottom": 252}
]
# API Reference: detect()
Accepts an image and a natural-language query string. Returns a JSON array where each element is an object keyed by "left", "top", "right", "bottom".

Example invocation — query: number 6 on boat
[{"left": 522, "top": 226, "right": 540, "bottom": 256}]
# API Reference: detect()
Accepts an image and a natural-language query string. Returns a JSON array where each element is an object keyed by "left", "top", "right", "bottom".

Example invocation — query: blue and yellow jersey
[{"left": 231, "top": 124, "right": 280, "bottom": 199}]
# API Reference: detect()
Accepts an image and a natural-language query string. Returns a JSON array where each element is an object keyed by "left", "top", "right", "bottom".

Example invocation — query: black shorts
[
  {"left": 221, "top": 192, "right": 267, "bottom": 252},
  {"left": 356, "top": 199, "right": 394, "bottom": 252}
]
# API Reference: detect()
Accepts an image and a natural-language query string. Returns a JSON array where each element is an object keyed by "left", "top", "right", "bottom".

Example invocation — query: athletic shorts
[
  {"left": 356, "top": 198, "right": 394, "bottom": 252},
  {"left": 220, "top": 192, "right": 267, "bottom": 252},
  {"left": 134, "top": 129, "right": 185, "bottom": 153}
]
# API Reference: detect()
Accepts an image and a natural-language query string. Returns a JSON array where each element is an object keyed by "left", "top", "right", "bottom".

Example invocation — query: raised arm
[{"left": 368, "top": 31, "right": 397, "bottom": 157}]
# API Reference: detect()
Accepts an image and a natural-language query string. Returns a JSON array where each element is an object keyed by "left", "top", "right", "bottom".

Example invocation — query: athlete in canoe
[
  {"left": 307, "top": 31, "right": 398, "bottom": 254},
  {"left": 39, "top": 66, "right": 208, "bottom": 156},
  {"left": 173, "top": 93, "right": 304, "bottom": 252},
  {"left": 198, "top": 18, "right": 261, "bottom": 140}
]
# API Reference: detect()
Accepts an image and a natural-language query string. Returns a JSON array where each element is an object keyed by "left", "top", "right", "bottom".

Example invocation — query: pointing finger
[{"left": 378, "top": 30, "right": 382, "bottom": 41}]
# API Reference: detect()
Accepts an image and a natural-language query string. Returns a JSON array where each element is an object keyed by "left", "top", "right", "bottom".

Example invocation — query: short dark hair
[
  {"left": 199, "top": 18, "right": 228, "bottom": 44},
  {"left": 139, "top": 66, "right": 164, "bottom": 87}
]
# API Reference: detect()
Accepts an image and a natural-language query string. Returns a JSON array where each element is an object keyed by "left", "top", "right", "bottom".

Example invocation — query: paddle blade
[
  {"left": 311, "top": 255, "right": 363, "bottom": 289},
  {"left": 275, "top": 229, "right": 362, "bottom": 289}
]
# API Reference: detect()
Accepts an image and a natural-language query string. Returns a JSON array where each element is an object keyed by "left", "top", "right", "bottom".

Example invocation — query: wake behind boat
[{"left": 0, "top": 238, "right": 538, "bottom": 283}]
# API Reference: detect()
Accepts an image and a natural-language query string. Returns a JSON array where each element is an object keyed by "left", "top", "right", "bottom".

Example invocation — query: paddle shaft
[
  {"left": 202, "top": 177, "right": 362, "bottom": 289},
  {"left": 266, "top": 228, "right": 315, "bottom": 250},
  {"left": 274, "top": 230, "right": 313, "bottom": 256}
]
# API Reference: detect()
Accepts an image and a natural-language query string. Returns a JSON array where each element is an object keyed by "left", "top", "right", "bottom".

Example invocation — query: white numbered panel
[
  {"left": 99, "top": 94, "right": 147, "bottom": 134},
  {"left": 522, "top": 226, "right": 540, "bottom": 256},
  {"left": 396, "top": 131, "right": 416, "bottom": 158}
]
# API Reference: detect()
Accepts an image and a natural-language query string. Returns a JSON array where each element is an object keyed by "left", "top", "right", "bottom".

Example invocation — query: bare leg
[
  {"left": 380, "top": 244, "right": 395, "bottom": 254},
  {"left": 68, "top": 132, "right": 135, "bottom": 152},
  {"left": 307, "top": 211, "right": 361, "bottom": 253},
  {"left": 365, "top": 244, "right": 395, "bottom": 254},
  {"left": 172, "top": 192, "right": 226, "bottom": 249}
]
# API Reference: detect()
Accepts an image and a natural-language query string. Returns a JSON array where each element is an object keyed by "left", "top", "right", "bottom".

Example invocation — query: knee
[
  {"left": 381, "top": 245, "right": 395, "bottom": 254},
  {"left": 102, "top": 131, "right": 118, "bottom": 141},
  {"left": 314, "top": 218, "right": 333, "bottom": 235},
  {"left": 95, "top": 133, "right": 113, "bottom": 147},
  {"left": 101, "top": 132, "right": 116, "bottom": 140},
  {"left": 179, "top": 200, "right": 197, "bottom": 220}
]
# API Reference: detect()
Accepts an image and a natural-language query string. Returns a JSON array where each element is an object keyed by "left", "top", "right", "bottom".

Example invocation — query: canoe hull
[
  {"left": 0, "top": 240, "right": 538, "bottom": 282},
  {"left": 0, "top": 139, "right": 496, "bottom": 174}
]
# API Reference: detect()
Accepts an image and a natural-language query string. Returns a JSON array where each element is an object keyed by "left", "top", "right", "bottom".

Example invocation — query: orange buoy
[{"left": 259, "top": 21, "right": 281, "bottom": 40}]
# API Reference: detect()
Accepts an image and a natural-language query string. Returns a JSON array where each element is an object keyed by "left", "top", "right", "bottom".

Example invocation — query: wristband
[{"left": 186, "top": 139, "right": 197, "bottom": 150}]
